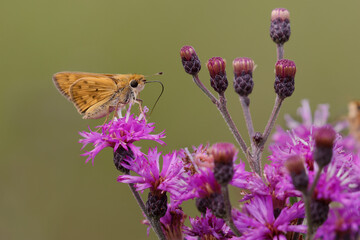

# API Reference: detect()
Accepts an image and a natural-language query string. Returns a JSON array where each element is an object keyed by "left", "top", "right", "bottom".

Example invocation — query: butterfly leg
[
  {"left": 95, "top": 107, "right": 112, "bottom": 132},
  {"left": 134, "top": 98, "right": 147, "bottom": 122}
]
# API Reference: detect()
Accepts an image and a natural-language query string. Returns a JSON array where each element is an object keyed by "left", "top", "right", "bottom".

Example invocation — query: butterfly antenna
[{"left": 145, "top": 80, "right": 164, "bottom": 116}]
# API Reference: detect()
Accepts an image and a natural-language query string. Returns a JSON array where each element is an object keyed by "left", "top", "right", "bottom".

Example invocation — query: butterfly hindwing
[{"left": 69, "top": 77, "right": 118, "bottom": 116}]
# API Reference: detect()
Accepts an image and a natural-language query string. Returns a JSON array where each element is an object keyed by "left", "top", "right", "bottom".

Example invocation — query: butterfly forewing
[
  {"left": 53, "top": 72, "right": 115, "bottom": 100},
  {"left": 70, "top": 77, "right": 118, "bottom": 117}
]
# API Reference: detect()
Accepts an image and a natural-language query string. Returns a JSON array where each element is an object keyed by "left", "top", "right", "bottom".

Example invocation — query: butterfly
[{"left": 53, "top": 72, "right": 147, "bottom": 119}]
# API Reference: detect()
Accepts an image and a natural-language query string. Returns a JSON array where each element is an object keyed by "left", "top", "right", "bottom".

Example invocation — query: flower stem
[
  {"left": 302, "top": 167, "right": 324, "bottom": 240},
  {"left": 190, "top": 74, "right": 253, "bottom": 172},
  {"left": 128, "top": 183, "right": 166, "bottom": 240},
  {"left": 217, "top": 95, "right": 255, "bottom": 173},
  {"left": 150, "top": 218, "right": 167, "bottom": 240},
  {"left": 239, "top": 96, "right": 255, "bottom": 143},
  {"left": 303, "top": 192, "right": 313, "bottom": 240},
  {"left": 192, "top": 74, "right": 217, "bottom": 104},
  {"left": 309, "top": 166, "right": 324, "bottom": 198},
  {"left": 277, "top": 44, "right": 284, "bottom": 60},
  {"left": 261, "top": 96, "right": 283, "bottom": 146},
  {"left": 221, "top": 185, "right": 241, "bottom": 237}
]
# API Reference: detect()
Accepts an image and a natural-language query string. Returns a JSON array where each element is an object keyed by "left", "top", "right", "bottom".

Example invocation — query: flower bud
[
  {"left": 233, "top": 57, "right": 255, "bottom": 97},
  {"left": 274, "top": 59, "right": 296, "bottom": 99},
  {"left": 196, "top": 197, "right": 212, "bottom": 214},
  {"left": 113, "top": 146, "right": 134, "bottom": 174},
  {"left": 313, "top": 126, "right": 336, "bottom": 168},
  {"left": 180, "top": 46, "right": 201, "bottom": 75},
  {"left": 210, "top": 143, "right": 236, "bottom": 186},
  {"left": 285, "top": 155, "right": 309, "bottom": 192},
  {"left": 207, "top": 57, "right": 228, "bottom": 95},
  {"left": 253, "top": 132, "right": 263, "bottom": 145},
  {"left": 270, "top": 8, "right": 291, "bottom": 45},
  {"left": 310, "top": 199, "right": 330, "bottom": 229},
  {"left": 210, "top": 193, "right": 226, "bottom": 219},
  {"left": 146, "top": 192, "right": 168, "bottom": 220}
]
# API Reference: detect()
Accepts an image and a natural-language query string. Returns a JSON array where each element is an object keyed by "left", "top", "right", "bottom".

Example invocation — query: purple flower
[
  {"left": 232, "top": 195, "right": 306, "bottom": 240},
  {"left": 79, "top": 104, "right": 165, "bottom": 164},
  {"left": 117, "top": 147, "right": 187, "bottom": 198},
  {"left": 315, "top": 206, "right": 360, "bottom": 240},
  {"left": 183, "top": 209, "right": 234, "bottom": 239},
  {"left": 143, "top": 202, "right": 187, "bottom": 240},
  {"left": 160, "top": 203, "right": 187, "bottom": 240},
  {"left": 270, "top": 123, "right": 360, "bottom": 205},
  {"left": 231, "top": 159, "right": 300, "bottom": 202}
]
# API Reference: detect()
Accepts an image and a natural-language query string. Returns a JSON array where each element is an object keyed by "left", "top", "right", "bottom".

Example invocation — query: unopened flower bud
[
  {"left": 146, "top": 192, "right": 168, "bottom": 220},
  {"left": 233, "top": 57, "right": 255, "bottom": 97},
  {"left": 207, "top": 57, "right": 228, "bottom": 95},
  {"left": 270, "top": 8, "right": 291, "bottom": 45},
  {"left": 274, "top": 59, "right": 296, "bottom": 99},
  {"left": 310, "top": 199, "right": 330, "bottom": 229},
  {"left": 285, "top": 155, "right": 308, "bottom": 192},
  {"left": 113, "top": 146, "right": 134, "bottom": 174},
  {"left": 210, "top": 193, "right": 226, "bottom": 219},
  {"left": 196, "top": 197, "right": 212, "bottom": 214},
  {"left": 314, "top": 126, "right": 336, "bottom": 168},
  {"left": 210, "top": 143, "right": 236, "bottom": 186},
  {"left": 180, "top": 46, "right": 201, "bottom": 75},
  {"left": 253, "top": 132, "right": 263, "bottom": 145}
]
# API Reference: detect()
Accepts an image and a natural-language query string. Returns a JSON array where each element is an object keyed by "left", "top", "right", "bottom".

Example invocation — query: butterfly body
[{"left": 53, "top": 72, "right": 146, "bottom": 119}]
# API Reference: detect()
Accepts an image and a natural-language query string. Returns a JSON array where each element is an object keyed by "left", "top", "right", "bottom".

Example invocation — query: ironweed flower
[
  {"left": 315, "top": 206, "right": 360, "bottom": 240},
  {"left": 232, "top": 195, "right": 306, "bottom": 239},
  {"left": 79, "top": 105, "right": 165, "bottom": 164},
  {"left": 117, "top": 147, "right": 187, "bottom": 199},
  {"left": 183, "top": 209, "right": 234, "bottom": 239}
]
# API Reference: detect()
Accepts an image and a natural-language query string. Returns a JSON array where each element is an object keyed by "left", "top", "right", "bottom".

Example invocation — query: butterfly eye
[{"left": 130, "top": 80, "right": 138, "bottom": 88}]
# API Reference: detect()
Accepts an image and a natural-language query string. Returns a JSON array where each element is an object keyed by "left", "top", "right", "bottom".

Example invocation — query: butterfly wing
[
  {"left": 69, "top": 77, "right": 118, "bottom": 118},
  {"left": 53, "top": 72, "right": 115, "bottom": 100}
]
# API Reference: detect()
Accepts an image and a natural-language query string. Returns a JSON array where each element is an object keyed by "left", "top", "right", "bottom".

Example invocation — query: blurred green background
[{"left": 1, "top": 0, "right": 360, "bottom": 239}]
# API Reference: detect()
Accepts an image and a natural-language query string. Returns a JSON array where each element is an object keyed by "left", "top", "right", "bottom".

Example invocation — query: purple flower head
[
  {"left": 231, "top": 160, "right": 300, "bottom": 203},
  {"left": 315, "top": 205, "right": 360, "bottom": 240},
  {"left": 181, "top": 144, "right": 214, "bottom": 173},
  {"left": 144, "top": 202, "right": 186, "bottom": 239},
  {"left": 273, "top": 99, "right": 359, "bottom": 153},
  {"left": 270, "top": 122, "right": 360, "bottom": 205},
  {"left": 183, "top": 209, "right": 234, "bottom": 239},
  {"left": 160, "top": 203, "right": 186, "bottom": 240},
  {"left": 79, "top": 104, "right": 166, "bottom": 164},
  {"left": 232, "top": 195, "right": 306, "bottom": 240},
  {"left": 181, "top": 168, "right": 221, "bottom": 202},
  {"left": 117, "top": 147, "right": 187, "bottom": 199}
]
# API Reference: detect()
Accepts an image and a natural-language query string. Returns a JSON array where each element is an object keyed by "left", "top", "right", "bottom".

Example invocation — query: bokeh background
[{"left": 1, "top": 1, "right": 360, "bottom": 239}]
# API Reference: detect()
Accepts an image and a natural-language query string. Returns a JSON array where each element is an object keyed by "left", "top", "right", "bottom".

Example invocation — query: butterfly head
[{"left": 129, "top": 74, "right": 146, "bottom": 94}]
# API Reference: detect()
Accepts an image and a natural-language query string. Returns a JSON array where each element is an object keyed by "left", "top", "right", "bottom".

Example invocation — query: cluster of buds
[
  {"left": 179, "top": 8, "right": 296, "bottom": 225},
  {"left": 180, "top": 9, "right": 296, "bottom": 101}
]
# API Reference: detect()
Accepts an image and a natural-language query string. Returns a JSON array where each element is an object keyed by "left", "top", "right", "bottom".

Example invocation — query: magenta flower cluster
[{"left": 75, "top": 8, "right": 360, "bottom": 240}]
